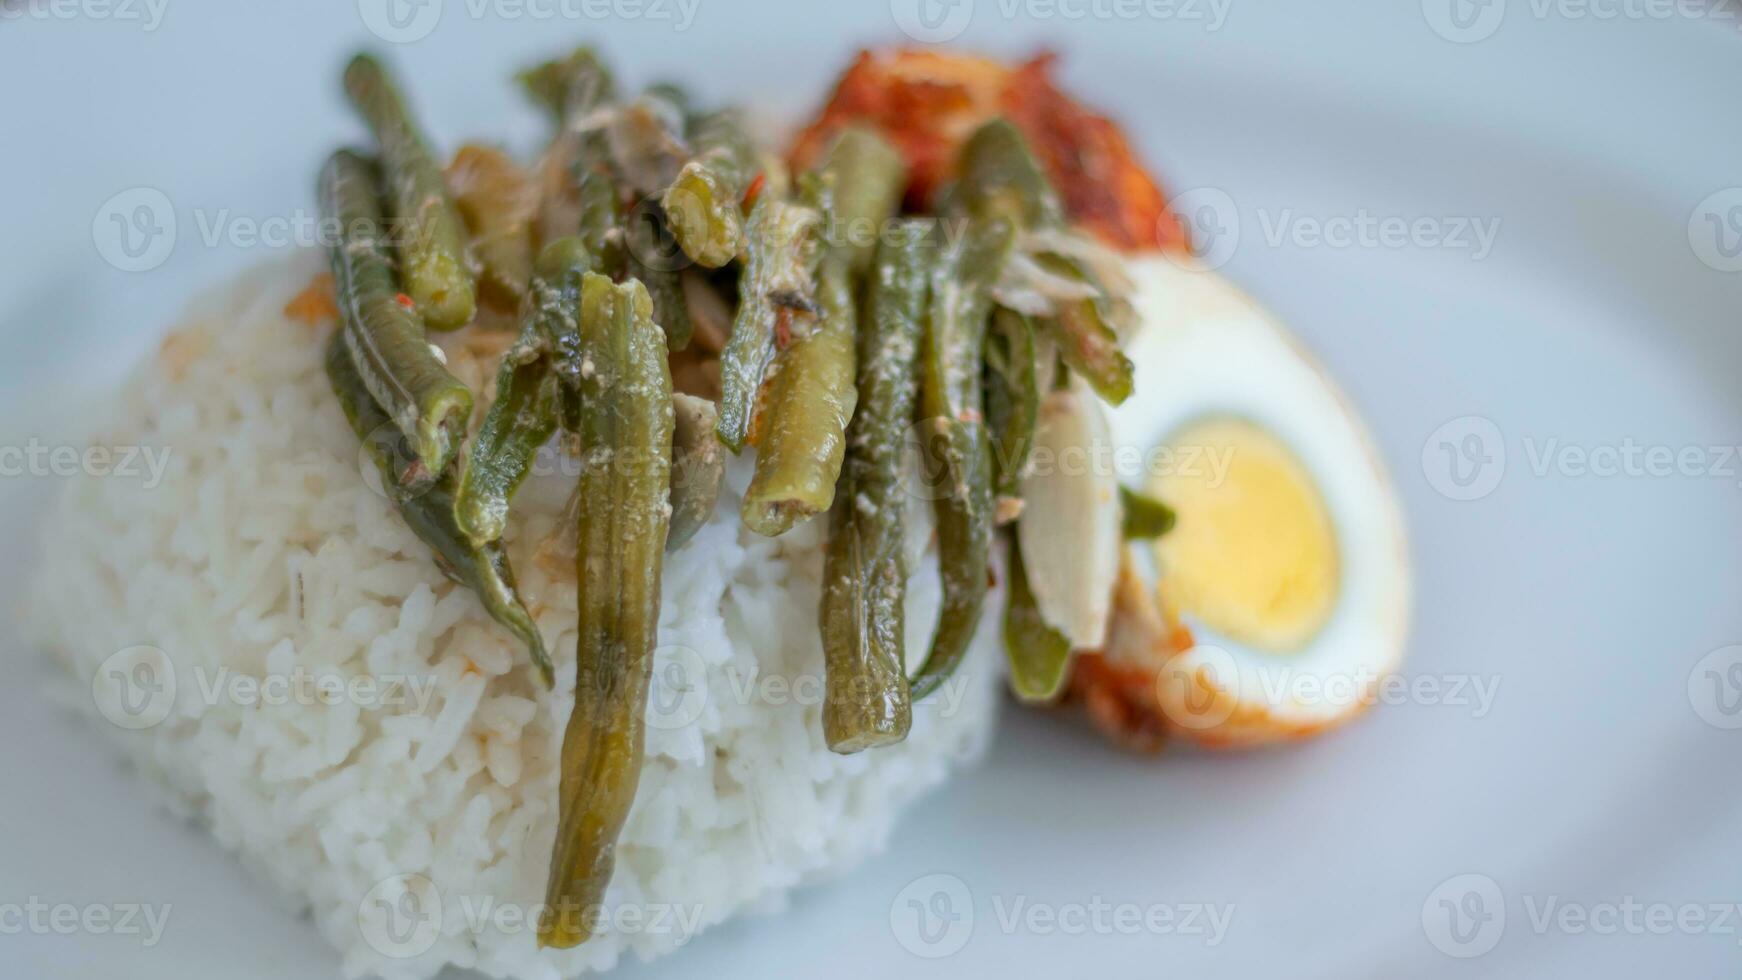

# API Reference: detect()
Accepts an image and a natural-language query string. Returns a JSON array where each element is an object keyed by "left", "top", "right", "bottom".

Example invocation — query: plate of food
[{"left": 3, "top": 6, "right": 1739, "bottom": 979}]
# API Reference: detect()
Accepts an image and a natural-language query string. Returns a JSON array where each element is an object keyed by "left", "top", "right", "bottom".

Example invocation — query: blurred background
[{"left": 2, "top": 2, "right": 1740, "bottom": 978}]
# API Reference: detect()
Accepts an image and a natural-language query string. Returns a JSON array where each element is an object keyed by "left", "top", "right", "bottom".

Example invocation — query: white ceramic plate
[{"left": 4, "top": 5, "right": 1740, "bottom": 977}]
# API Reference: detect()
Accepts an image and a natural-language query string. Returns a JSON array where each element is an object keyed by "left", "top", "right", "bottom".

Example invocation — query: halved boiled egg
[{"left": 1083, "top": 257, "right": 1411, "bottom": 749}]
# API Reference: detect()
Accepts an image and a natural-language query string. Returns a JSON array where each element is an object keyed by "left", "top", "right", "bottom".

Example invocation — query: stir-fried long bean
[
  {"left": 527, "top": 49, "right": 620, "bottom": 260},
  {"left": 546, "top": 392, "right": 721, "bottom": 558},
  {"left": 956, "top": 120, "right": 1133, "bottom": 403},
  {"left": 739, "top": 128, "right": 906, "bottom": 531},
  {"left": 741, "top": 256, "right": 858, "bottom": 535},
  {"left": 453, "top": 240, "right": 588, "bottom": 547},
  {"left": 321, "top": 149, "right": 472, "bottom": 482},
  {"left": 1003, "top": 533, "right": 1073, "bottom": 702},
  {"left": 1034, "top": 251, "right": 1134, "bottom": 404},
  {"left": 808, "top": 126, "right": 907, "bottom": 275},
  {"left": 1119, "top": 485, "right": 1177, "bottom": 540},
  {"left": 541, "top": 274, "right": 674, "bottom": 950},
  {"left": 625, "top": 205, "right": 694, "bottom": 351},
  {"left": 662, "top": 109, "right": 759, "bottom": 268},
  {"left": 819, "top": 223, "right": 931, "bottom": 752},
  {"left": 909, "top": 217, "right": 1015, "bottom": 700},
  {"left": 325, "top": 332, "right": 552, "bottom": 686},
  {"left": 519, "top": 48, "right": 616, "bottom": 124},
  {"left": 344, "top": 53, "right": 478, "bottom": 331},
  {"left": 666, "top": 393, "right": 725, "bottom": 551},
  {"left": 984, "top": 307, "right": 1041, "bottom": 519},
  {"left": 714, "top": 199, "right": 821, "bottom": 451}
]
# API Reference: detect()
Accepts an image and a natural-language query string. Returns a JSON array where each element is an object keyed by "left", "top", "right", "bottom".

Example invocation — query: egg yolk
[{"left": 1147, "top": 417, "right": 1339, "bottom": 653}]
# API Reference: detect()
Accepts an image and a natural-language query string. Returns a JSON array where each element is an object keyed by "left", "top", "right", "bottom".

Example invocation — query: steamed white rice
[{"left": 24, "top": 249, "right": 1000, "bottom": 979}]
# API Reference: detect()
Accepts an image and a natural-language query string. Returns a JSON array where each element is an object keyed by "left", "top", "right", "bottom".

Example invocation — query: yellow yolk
[{"left": 1147, "top": 417, "right": 1340, "bottom": 653}]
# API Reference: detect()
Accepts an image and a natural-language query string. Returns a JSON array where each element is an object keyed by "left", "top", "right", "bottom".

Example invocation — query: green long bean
[
  {"left": 320, "top": 149, "right": 472, "bottom": 481},
  {"left": 739, "top": 128, "right": 906, "bottom": 531},
  {"left": 909, "top": 216, "right": 1014, "bottom": 700},
  {"left": 714, "top": 199, "right": 822, "bottom": 452},
  {"left": 452, "top": 240, "right": 590, "bottom": 546},
  {"left": 984, "top": 307, "right": 1041, "bottom": 514},
  {"left": 662, "top": 108, "right": 759, "bottom": 268},
  {"left": 819, "top": 222, "right": 931, "bottom": 751},
  {"left": 956, "top": 120, "right": 1133, "bottom": 403},
  {"left": 741, "top": 256, "right": 858, "bottom": 536},
  {"left": 343, "top": 53, "right": 477, "bottom": 331},
  {"left": 666, "top": 393, "right": 724, "bottom": 551},
  {"left": 1003, "top": 533, "right": 1072, "bottom": 702},
  {"left": 540, "top": 274, "right": 674, "bottom": 950}
]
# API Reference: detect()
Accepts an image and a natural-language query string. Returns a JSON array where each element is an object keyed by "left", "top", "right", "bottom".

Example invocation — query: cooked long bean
[
  {"left": 984, "top": 307, "right": 1041, "bottom": 520},
  {"left": 320, "top": 149, "right": 472, "bottom": 481},
  {"left": 547, "top": 392, "right": 721, "bottom": 556},
  {"left": 738, "top": 127, "right": 905, "bottom": 532},
  {"left": 541, "top": 274, "right": 674, "bottom": 950},
  {"left": 807, "top": 125, "right": 907, "bottom": 275},
  {"left": 957, "top": 120, "right": 1133, "bottom": 403},
  {"left": 666, "top": 393, "right": 724, "bottom": 551},
  {"left": 954, "top": 119, "right": 1067, "bottom": 229},
  {"left": 909, "top": 216, "right": 1014, "bottom": 700},
  {"left": 662, "top": 108, "right": 759, "bottom": 268},
  {"left": 819, "top": 223, "right": 930, "bottom": 751},
  {"left": 1003, "top": 533, "right": 1072, "bottom": 702},
  {"left": 572, "top": 131, "right": 625, "bottom": 277},
  {"left": 1119, "top": 485, "right": 1177, "bottom": 540},
  {"left": 626, "top": 205, "right": 694, "bottom": 351},
  {"left": 741, "top": 256, "right": 858, "bottom": 535},
  {"left": 343, "top": 53, "right": 477, "bottom": 331},
  {"left": 714, "top": 199, "right": 821, "bottom": 452},
  {"left": 518, "top": 47, "right": 615, "bottom": 122},
  {"left": 530, "top": 237, "right": 599, "bottom": 434},
  {"left": 529, "top": 48, "right": 620, "bottom": 263},
  {"left": 325, "top": 332, "right": 552, "bottom": 687},
  {"left": 1036, "top": 252, "right": 1134, "bottom": 404},
  {"left": 452, "top": 241, "right": 590, "bottom": 547}
]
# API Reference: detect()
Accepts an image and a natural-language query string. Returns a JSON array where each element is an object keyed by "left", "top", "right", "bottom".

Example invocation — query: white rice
[{"left": 24, "top": 249, "right": 1000, "bottom": 979}]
